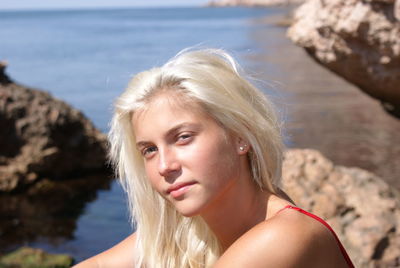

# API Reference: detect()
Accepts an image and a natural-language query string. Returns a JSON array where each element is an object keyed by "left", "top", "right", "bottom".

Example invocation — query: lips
[{"left": 167, "top": 181, "right": 196, "bottom": 198}]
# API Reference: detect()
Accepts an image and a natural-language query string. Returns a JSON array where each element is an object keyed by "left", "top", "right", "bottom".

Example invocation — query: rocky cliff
[
  {"left": 282, "top": 149, "right": 400, "bottom": 268},
  {"left": 287, "top": 0, "right": 400, "bottom": 118},
  {"left": 0, "top": 62, "right": 108, "bottom": 192}
]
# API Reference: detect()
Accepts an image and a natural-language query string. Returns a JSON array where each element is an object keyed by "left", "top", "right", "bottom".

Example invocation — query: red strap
[{"left": 277, "top": 205, "right": 355, "bottom": 268}]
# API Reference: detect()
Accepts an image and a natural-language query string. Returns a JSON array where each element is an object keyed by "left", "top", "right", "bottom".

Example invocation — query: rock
[
  {"left": 0, "top": 63, "right": 108, "bottom": 192},
  {"left": 0, "top": 247, "right": 74, "bottom": 268},
  {"left": 282, "top": 149, "right": 400, "bottom": 268},
  {"left": 287, "top": 0, "right": 400, "bottom": 118},
  {"left": 207, "top": 0, "right": 304, "bottom": 7}
]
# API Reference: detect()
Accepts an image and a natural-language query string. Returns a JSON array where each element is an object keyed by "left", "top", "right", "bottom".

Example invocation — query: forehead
[{"left": 132, "top": 93, "right": 213, "bottom": 137}]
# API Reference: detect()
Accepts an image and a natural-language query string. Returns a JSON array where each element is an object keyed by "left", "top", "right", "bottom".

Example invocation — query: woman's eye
[
  {"left": 176, "top": 133, "right": 193, "bottom": 144},
  {"left": 142, "top": 146, "right": 157, "bottom": 157},
  {"left": 178, "top": 134, "right": 190, "bottom": 140}
]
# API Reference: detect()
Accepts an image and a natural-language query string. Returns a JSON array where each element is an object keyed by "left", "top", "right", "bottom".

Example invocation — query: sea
[{"left": 0, "top": 6, "right": 289, "bottom": 262}]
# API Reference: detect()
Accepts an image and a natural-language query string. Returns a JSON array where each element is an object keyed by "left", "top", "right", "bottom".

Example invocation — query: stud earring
[{"left": 239, "top": 146, "right": 244, "bottom": 151}]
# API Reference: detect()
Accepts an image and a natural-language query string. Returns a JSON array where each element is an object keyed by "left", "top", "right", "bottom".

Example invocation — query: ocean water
[{"left": 0, "top": 7, "right": 288, "bottom": 261}]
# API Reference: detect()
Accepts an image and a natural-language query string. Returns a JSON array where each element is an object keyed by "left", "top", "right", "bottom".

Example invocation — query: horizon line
[{"left": 0, "top": 3, "right": 216, "bottom": 12}]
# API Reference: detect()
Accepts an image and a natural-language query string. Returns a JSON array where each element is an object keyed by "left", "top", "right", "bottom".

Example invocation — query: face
[{"left": 132, "top": 94, "right": 246, "bottom": 217}]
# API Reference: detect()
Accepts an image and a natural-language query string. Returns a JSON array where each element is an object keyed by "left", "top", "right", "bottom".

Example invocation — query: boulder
[
  {"left": 287, "top": 0, "right": 400, "bottom": 118},
  {"left": 0, "top": 62, "right": 108, "bottom": 192},
  {"left": 207, "top": 0, "right": 304, "bottom": 7},
  {"left": 282, "top": 149, "right": 400, "bottom": 268}
]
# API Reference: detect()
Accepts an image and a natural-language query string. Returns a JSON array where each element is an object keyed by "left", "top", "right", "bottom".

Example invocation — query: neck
[{"left": 200, "top": 168, "right": 271, "bottom": 251}]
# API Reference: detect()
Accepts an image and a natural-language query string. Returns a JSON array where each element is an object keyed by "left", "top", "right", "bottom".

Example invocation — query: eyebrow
[{"left": 135, "top": 122, "right": 201, "bottom": 148}]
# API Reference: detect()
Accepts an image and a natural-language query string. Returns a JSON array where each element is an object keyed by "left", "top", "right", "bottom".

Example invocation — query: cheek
[{"left": 187, "top": 138, "right": 238, "bottom": 182}]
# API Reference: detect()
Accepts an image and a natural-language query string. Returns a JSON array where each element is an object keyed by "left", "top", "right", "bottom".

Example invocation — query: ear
[{"left": 236, "top": 137, "right": 250, "bottom": 155}]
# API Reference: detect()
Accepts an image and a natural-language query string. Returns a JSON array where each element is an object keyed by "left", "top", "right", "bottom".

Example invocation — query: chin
[
  {"left": 173, "top": 200, "right": 205, "bottom": 218},
  {"left": 180, "top": 211, "right": 199, "bottom": 218},
  {"left": 176, "top": 206, "right": 203, "bottom": 218}
]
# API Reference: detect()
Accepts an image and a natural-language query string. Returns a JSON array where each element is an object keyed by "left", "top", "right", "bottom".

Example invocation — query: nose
[{"left": 158, "top": 147, "right": 181, "bottom": 179}]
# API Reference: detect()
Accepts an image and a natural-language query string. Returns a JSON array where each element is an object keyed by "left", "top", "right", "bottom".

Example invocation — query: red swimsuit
[{"left": 277, "top": 205, "right": 355, "bottom": 268}]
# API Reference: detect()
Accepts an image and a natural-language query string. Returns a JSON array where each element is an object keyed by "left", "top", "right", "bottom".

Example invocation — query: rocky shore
[
  {"left": 249, "top": 11, "right": 400, "bottom": 191},
  {"left": 0, "top": 62, "right": 114, "bottom": 255},
  {"left": 0, "top": 62, "right": 109, "bottom": 193},
  {"left": 288, "top": 0, "right": 400, "bottom": 118}
]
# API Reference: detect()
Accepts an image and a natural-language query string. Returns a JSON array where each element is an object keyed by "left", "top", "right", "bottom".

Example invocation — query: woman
[{"left": 74, "top": 49, "right": 354, "bottom": 268}]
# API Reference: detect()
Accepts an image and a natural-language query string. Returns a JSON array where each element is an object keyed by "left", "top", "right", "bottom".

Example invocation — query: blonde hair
[{"left": 108, "top": 48, "right": 283, "bottom": 267}]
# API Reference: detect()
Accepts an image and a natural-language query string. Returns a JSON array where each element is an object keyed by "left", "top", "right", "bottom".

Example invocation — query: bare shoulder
[
  {"left": 213, "top": 209, "right": 349, "bottom": 268},
  {"left": 72, "top": 232, "right": 137, "bottom": 268}
]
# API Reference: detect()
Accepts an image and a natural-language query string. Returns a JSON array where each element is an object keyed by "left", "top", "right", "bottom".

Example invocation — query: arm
[{"left": 73, "top": 233, "right": 137, "bottom": 268}]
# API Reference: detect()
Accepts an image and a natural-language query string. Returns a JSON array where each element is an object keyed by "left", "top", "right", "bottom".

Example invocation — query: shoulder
[
  {"left": 214, "top": 208, "right": 343, "bottom": 268},
  {"left": 73, "top": 233, "right": 137, "bottom": 268}
]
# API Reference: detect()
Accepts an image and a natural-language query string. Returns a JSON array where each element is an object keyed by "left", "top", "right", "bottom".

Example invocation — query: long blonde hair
[{"left": 108, "top": 48, "right": 283, "bottom": 267}]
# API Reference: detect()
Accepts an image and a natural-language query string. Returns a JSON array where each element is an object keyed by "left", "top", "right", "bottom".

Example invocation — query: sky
[{"left": 0, "top": 0, "right": 209, "bottom": 10}]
